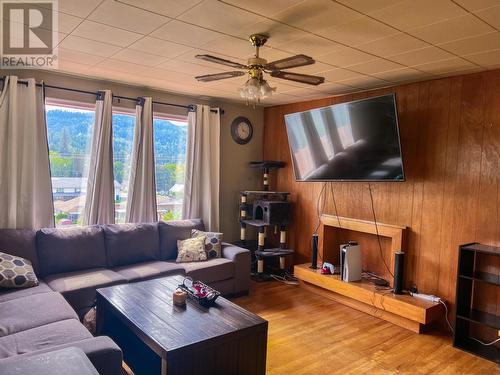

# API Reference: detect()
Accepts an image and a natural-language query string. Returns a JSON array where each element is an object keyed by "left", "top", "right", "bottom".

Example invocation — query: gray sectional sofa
[{"left": 0, "top": 219, "right": 250, "bottom": 374}]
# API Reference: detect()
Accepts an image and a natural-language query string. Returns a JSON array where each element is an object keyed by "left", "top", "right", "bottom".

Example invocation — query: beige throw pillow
[
  {"left": 0, "top": 252, "right": 39, "bottom": 289},
  {"left": 192, "top": 229, "right": 223, "bottom": 259},
  {"left": 176, "top": 236, "right": 207, "bottom": 263}
]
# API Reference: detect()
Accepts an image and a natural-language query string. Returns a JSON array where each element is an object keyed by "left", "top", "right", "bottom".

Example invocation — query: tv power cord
[{"left": 410, "top": 291, "right": 500, "bottom": 346}]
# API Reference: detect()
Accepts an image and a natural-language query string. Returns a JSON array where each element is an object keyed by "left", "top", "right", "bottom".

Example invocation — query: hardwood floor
[{"left": 232, "top": 281, "right": 498, "bottom": 375}]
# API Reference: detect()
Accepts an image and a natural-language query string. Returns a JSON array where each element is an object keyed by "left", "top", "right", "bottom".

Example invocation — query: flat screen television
[{"left": 284, "top": 93, "right": 404, "bottom": 182}]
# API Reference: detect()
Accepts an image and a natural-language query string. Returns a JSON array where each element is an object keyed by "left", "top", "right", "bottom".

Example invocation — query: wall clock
[{"left": 231, "top": 116, "right": 253, "bottom": 145}]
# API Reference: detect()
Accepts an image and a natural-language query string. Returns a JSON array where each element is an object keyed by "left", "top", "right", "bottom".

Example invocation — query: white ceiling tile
[
  {"left": 249, "top": 21, "right": 307, "bottom": 47},
  {"left": 372, "top": 67, "right": 431, "bottom": 82},
  {"left": 157, "top": 59, "right": 225, "bottom": 76},
  {"left": 58, "top": 13, "right": 83, "bottom": 34},
  {"left": 266, "top": 79, "right": 305, "bottom": 92},
  {"left": 453, "top": 0, "right": 500, "bottom": 12},
  {"left": 220, "top": 0, "right": 306, "bottom": 17},
  {"left": 272, "top": 0, "right": 360, "bottom": 32},
  {"left": 59, "top": 0, "right": 102, "bottom": 18},
  {"left": 440, "top": 32, "right": 500, "bottom": 56},
  {"left": 319, "top": 47, "right": 376, "bottom": 67},
  {"left": 349, "top": 59, "right": 405, "bottom": 74},
  {"left": 58, "top": 48, "right": 106, "bottom": 66},
  {"left": 409, "top": 14, "right": 494, "bottom": 45},
  {"left": 412, "top": 57, "right": 477, "bottom": 74},
  {"left": 316, "top": 81, "right": 357, "bottom": 95},
  {"left": 475, "top": 5, "right": 500, "bottom": 29},
  {"left": 151, "top": 20, "right": 222, "bottom": 48},
  {"left": 88, "top": 0, "right": 169, "bottom": 34},
  {"left": 320, "top": 68, "right": 369, "bottom": 81},
  {"left": 71, "top": 20, "right": 142, "bottom": 47},
  {"left": 54, "top": 60, "right": 93, "bottom": 74},
  {"left": 258, "top": 47, "right": 294, "bottom": 62},
  {"left": 464, "top": 49, "right": 500, "bottom": 67},
  {"left": 318, "top": 16, "right": 399, "bottom": 46},
  {"left": 111, "top": 48, "right": 169, "bottom": 67},
  {"left": 370, "top": 0, "right": 466, "bottom": 31},
  {"left": 389, "top": 46, "right": 455, "bottom": 66},
  {"left": 176, "top": 48, "right": 247, "bottom": 71},
  {"left": 177, "top": 0, "right": 266, "bottom": 38},
  {"left": 357, "top": 33, "right": 428, "bottom": 56},
  {"left": 337, "top": 76, "right": 390, "bottom": 89},
  {"left": 284, "top": 88, "right": 327, "bottom": 99},
  {"left": 276, "top": 34, "right": 343, "bottom": 57},
  {"left": 128, "top": 37, "right": 193, "bottom": 58},
  {"left": 335, "top": 0, "right": 406, "bottom": 13},
  {"left": 118, "top": 0, "right": 203, "bottom": 18},
  {"left": 200, "top": 35, "right": 255, "bottom": 59},
  {"left": 59, "top": 35, "right": 122, "bottom": 57},
  {"left": 291, "top": 61, "right": 336, "bottom": 75}
]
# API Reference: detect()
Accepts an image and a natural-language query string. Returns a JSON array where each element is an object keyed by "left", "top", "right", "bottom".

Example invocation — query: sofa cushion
[
  {"left": 0, "top": 292, "right": 78, "bottom": 337},
  {"left": 44, "top": 268, "right": 127, "bottom": 312},
  {"left": 0, "top": 335, "right": 122, "bottom": 375},
  {"left": 0, "top": 319, "right": 92, "bottom": 359},
  {"left": 181, "top": 258, "right": 234, "bottom": 283},
  {"left": 0, "top": 347, "right": 100, "bottom": 375},
  {"left": 113, "top": 261, "right": 185, "bottom": 282},
  {"left": 36, "top": 226, "right": 107, "bottom": 277},
  {"left": 102, "top": 223, "right": 160, "bottom": 267},
  {"left": 158, "top": 219, "right": 205, "bottom": 260},
  {"left": 0, "top": 252, "right": 38, "bottom": 289},
  {"left": 0, "top": 229, "right": 38, "bottom": 274},
  {"left": 0, "top": 280, "right": 52, "bottom": 303}
]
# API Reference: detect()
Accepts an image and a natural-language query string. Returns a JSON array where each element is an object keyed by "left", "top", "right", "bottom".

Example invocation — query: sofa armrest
[{"left": 222, "top": 242, "right": 250, "bottom": 294}]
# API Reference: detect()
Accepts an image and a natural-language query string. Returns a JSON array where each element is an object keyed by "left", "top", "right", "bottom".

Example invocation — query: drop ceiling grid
[{"left": 46, "top": 0, "right": 500, "bottom": 105}]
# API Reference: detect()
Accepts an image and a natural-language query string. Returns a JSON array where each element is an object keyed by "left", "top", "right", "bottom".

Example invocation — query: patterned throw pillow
[
  {"left": 176, "top": 236, "right": 207, "bottom": 263},
  {"left": 192, "top": 230, "right": 223, "bottom": 259},
  {"left": 0, "top": 252, "right": 39, "bottom": 289}
]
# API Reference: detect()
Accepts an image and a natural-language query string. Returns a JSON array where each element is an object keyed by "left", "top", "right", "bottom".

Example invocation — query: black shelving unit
[{"left": 454, "top": 243, "right": 500, "bottom": 363}]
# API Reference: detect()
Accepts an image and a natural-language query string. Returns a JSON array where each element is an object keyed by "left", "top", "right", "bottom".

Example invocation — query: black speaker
[
  {"left": 310, "top": 234, "right": 319, "bottom": 269},
  {"left": 393, "top": 251, "right": 405, "bottom": 294}
]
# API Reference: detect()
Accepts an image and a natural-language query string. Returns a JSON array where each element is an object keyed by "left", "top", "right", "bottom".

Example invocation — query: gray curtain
[
  {"left": 83, "top": 90, "right": 115, "bottom": 225},
  {"left": 125, "top": 97, "right": 157, "bottom": 223},
  {"left": 0, "top": 76, "right": 54, "bottom": 229},
  {"left": 182, "top": 105, "right": 220, "bottom": 231}
]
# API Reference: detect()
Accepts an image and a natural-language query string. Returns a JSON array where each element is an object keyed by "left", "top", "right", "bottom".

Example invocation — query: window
[
  {"left": 46, "top": 102, "right": 188, "bottom": 226},
  {"left": 112, "top": 112, "right": 135, "bottom": 223},
  {"left": 46, "top": 104, "right": 95, "bottom": 227},
  {"left": 154, "top": 117, "right": 187, "bottom": 221}
]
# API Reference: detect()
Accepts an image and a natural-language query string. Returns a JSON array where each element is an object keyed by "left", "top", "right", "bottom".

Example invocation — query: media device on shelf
[
  {"left": 284, "top": 93, "right": 405, "bottom": 182},
  {"left": 393, "top": 251, "right": 405, "bottom": 294},
  {"left": 340, "top": 242, "right": 362, "bottom": 282}
]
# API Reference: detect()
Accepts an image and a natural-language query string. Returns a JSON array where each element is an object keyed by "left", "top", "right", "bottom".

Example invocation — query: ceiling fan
[{"left": 194, "top": 34, "right": 325, "bottom": 102}]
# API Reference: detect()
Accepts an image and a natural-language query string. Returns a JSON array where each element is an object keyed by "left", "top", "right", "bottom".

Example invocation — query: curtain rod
[{"left": 0, "top": 77, "right": 224, "bottom": 114}]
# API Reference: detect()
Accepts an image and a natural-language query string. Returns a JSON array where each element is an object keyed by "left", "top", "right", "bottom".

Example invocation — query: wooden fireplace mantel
[
  {"left": 294, "top": 215, "right": 443, "bottom": 333},
  {"left": 319, "top": 214, "right": 408, "bottom": 263}
]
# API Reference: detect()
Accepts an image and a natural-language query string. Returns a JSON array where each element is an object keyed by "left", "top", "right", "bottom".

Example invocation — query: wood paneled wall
[{"left": 263, "top": 70, "right": 500, "bottom": 309}]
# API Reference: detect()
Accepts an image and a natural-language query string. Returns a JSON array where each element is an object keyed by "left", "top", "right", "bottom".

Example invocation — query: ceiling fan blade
[
  {"left": 195, "top": 54, "right": 247, "bottom": 69},
  {"left": 265, "top": 54, "right": 315, "bottom": 70},
  {"left": 195, "top": 71, "right": 246, "bottom": 82},
  {"left": 270, "top": 71, "right": 325, "bottom": 85}
]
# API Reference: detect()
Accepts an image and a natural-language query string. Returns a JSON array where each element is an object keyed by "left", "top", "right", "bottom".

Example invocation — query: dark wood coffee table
[{"left": 96, "top": 275, "right": 267, "bottom": 375}]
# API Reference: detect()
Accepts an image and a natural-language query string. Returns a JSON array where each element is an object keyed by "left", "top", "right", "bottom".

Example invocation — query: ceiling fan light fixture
[{"left": 238, "top": 77, "right": 275, "bottom": 103}]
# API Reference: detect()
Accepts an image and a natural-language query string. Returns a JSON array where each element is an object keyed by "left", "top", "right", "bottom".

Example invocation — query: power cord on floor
[
  {"left": 439, "top": 299, "right": 500, "bottom": 346},
  {"left": 270, "top": 273, "right": 300, "bottom": 285}
]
